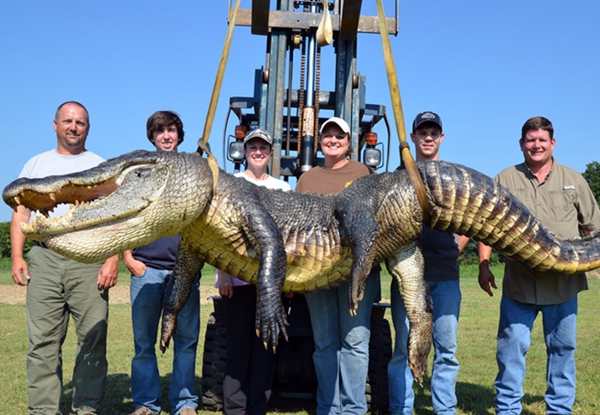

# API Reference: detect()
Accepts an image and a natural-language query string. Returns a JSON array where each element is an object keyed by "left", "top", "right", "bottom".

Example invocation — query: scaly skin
[{"left": 5, "top": 150, "right": 600, "bottom": 384}]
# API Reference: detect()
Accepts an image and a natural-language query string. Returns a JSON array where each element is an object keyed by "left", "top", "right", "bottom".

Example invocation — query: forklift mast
[{"left": 224, "top": 0, "right": 399, "bottom": 177}]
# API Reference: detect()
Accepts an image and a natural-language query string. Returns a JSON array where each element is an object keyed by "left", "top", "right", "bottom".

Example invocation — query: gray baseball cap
[{"left": 243, "top": 128, "right": 273, "bottom": 145}]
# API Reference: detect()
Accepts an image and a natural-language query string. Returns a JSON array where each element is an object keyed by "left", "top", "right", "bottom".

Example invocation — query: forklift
[{"left": 203, "top": 1, "right": 399, "bottom": 412}]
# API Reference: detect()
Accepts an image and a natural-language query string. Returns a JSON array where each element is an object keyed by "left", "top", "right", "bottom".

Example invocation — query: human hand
[
  {"left": 11, "top": 257, "right": 30, "bottom": 286},
  {"left": 125, "top": 258, "right": 147, "bottom": 277},
  {"left": 218, "top": 284, "right": 234, "bottom": 298},
  {"left": 97, "top": 255, "right": 119, "bottom": 290},
  {"left": 217, "top": 272, "right": 234, "bottom": 298},
  {"left": 478, "top": 260, "right": 497, "bottom": 297}
]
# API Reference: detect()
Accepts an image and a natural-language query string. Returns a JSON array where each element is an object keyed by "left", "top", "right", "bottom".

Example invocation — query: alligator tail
[{"left": 421, "top": 161, "right": 600, "bottom": 273}]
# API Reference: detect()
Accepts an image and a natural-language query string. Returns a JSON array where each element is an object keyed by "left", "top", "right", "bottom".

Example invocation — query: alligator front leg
[
  {"left": 160, "top": 245, "right": 204, "bottom": 353},
  {"left": 241, "top": 200, "right": 289, "bottom": 350},
  {"left": 386, "top": 241, "right": 433, "bottom": 386},
  {"left": 336, "top": 199, "right": 378, "bottom": 315}
]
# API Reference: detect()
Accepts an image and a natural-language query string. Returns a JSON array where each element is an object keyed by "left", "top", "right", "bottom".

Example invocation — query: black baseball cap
[{"left": 412, "top": 111, "right": 442, "bottom": 132}]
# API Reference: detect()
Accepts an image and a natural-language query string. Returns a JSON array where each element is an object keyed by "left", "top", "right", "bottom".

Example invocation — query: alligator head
[{"left": 3, "top": 150, "right": 212, "bottom": 262}]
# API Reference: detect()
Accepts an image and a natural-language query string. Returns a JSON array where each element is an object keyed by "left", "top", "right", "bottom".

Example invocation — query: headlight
[
  {"left": 364, "top": 147, "right": 381, "bottom": 168},
  {"left": 229, "top": 141, "right": 245, "bottom": 162}
]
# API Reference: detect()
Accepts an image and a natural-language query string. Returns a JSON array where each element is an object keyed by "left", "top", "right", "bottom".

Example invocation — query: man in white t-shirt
[{"left": 10, "top": 101, "right": 119, "bottom": 415}]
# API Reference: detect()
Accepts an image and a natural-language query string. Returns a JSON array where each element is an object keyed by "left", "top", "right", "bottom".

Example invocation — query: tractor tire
[
  {"left": 366, "top": 312, "right": 392, "bottom": 414},
  {"left": 200, "top": 298, "right": 392, "bottom": 413},
  {"left": 201, "top": 310, "right": 227, "bottom": 411}
]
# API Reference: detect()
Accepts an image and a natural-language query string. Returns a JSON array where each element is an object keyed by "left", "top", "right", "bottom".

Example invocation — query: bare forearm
[
  {"left": 478, "top": 242, "right": 492, "bottom": 265},
  {"left": 10, "top": 209, "right": 29, "bottom": 260}
]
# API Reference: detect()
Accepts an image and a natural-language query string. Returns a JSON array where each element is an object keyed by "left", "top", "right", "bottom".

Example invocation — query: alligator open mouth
[
  {"left": 8, "top": 176, "right": 120, "bottom": 219},
  {"left": 3, "top": 151, "right": 170, "bottom": 239}
]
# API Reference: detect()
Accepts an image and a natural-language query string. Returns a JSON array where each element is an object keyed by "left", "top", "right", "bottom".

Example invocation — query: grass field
[{"left": 1, "top": 260, "right": 599, "bottom": 414}]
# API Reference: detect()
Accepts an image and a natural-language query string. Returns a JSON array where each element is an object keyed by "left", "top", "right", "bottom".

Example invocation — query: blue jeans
[
  {"left": 494, "top": 295, "right": 578, "bottom": 415},
  {"left": 388, "top": 279, "right": 461, "bottom": 415},
  {"left": 305, "top": 272, "right": 381, "bottom": 415},
  {"left": 130, "top": 267, "right": 200, "bottom": 415}
]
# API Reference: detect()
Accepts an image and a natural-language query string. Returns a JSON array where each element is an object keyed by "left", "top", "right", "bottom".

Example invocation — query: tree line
[{"left": 2, "top": 162, "right": 600, "bottom": 261}]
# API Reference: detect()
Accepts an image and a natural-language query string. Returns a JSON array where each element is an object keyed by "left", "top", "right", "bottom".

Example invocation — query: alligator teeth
[
  {"left": 34, "top": 210, "right": 50, "bottom": 219},
  {"left": 49, "top": 193, "right": 56, "bottom": 202},
  {"left": 14, "top": 196, "right": 21, "bottom": 205}
]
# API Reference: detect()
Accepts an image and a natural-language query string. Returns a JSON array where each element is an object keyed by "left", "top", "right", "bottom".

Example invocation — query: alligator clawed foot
[
  {"left": 160, "top": 338, "right": 170, "bottom": 354},
  {"left": 409, "top": 362, "right": 424, "bottom": 387},
  {"left": 160, "top": 311, "right": 176, "bottom": 354},
  {"left": 348, "top": 301, "right": 359, "bottom": 316}
]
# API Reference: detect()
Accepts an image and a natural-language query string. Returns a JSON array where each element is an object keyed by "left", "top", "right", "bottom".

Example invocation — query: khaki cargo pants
[{"left": 26, "top": 245, "right": 108, "bottom": 415}]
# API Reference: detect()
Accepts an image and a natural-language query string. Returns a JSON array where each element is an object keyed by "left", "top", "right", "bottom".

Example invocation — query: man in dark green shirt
[{"left": 478, "top": 116, "right": 600, "bottom": 414}]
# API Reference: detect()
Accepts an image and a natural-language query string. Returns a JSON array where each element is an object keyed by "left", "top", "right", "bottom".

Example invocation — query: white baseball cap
[{"left": 319, "top": 117, "right": 350, "bottom": 135}]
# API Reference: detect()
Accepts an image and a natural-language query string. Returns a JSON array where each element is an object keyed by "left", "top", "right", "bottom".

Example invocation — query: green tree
[
  {"left": 0, "top": 221, "right": 32, "bottom": 258},
  {"left": 583, "top": 161, "right": 600, "bottom": 206},
  {"left": 458, "top": 238, "right": 504, "bottom": 266},
  {"left": 0, "top": 221, "right": 11, "bottom": 258}
]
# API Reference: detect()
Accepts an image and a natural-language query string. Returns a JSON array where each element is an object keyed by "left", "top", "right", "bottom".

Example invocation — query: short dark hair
[
  {"left": 55, "top": 101, "right": 89, "bottom": 124},
  {"left": 521, "top": 116, "right": 553, "bottom": 140},
  {"left": 146, "top": 111, "right": 184, "bottom": 144}
]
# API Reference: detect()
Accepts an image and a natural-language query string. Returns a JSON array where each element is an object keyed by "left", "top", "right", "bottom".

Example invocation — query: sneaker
[
  {"left": 179, "top": 408, "right": 197, "bottom": 415},
  {"left": 129, "top": 407, "right": 155, "bottom": 415}
]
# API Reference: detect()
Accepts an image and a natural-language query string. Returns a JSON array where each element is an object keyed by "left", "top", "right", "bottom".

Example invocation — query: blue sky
[{"left": 2, "top": 1, "right": 600, "bottom": 222}]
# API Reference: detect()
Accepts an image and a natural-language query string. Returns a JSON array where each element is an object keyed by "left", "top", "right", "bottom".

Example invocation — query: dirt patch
[
  {"left": 0, "top": 284, "right": 219, "bottom": 305},
  {"left": 0, "top": 285, "right": 28, "bottom": 305},
  {"left": 3, "top": 269, "right": 599, "bottom": 306},
  {"left": 0, "top": 284, "right": 133, "bottom": 305}
]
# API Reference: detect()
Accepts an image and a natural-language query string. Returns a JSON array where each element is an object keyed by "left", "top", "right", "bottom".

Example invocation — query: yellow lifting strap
[
  {"left": 375, "top": 0, "right": 431, "bottom": 224},
  {"left": 316, "top": 0, "right": 333, "bottom": 47},
  {"left": 196, "top": 0, "right": 243, "bottom": 193}
]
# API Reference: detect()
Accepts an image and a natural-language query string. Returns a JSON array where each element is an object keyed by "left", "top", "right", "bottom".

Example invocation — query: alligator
[{"left": 4, "top": 149, "right": 600, "bottom": 384}]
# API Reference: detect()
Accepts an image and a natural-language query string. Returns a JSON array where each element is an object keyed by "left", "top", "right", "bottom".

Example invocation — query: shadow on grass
[
  {"left": 412, "top": 378, "right": 544, "bottom": 415},
  {"left": 456, "top": 380, "right": 496, "bottom": 415},
  {"left": 60, "top": 373, "right": 207, "bottom": 415},
  {"left": 56, "top": 370, "right": 319, "bottom": 415},
  {"left": 60, "top": 373, "right": 317, "bottom": 415},
  {"left": 268, "top": 395, "right": 317, "bottom": 414},
  {"left": 57, "top": 373, "right": 546, "bottom": 415}
]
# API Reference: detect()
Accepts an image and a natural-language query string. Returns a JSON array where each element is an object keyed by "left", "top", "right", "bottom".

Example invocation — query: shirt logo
[{"left": 563, "top": 185, "right": 575, "bottom": 190}]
